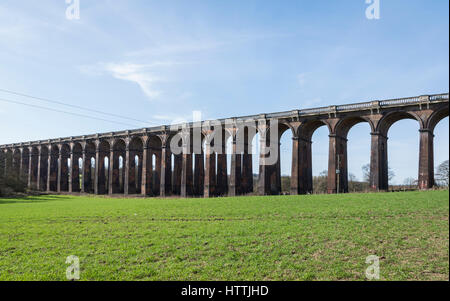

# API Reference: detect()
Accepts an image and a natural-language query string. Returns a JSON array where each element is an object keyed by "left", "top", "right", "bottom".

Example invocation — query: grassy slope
[{"left": 0, "top": 191, "right": 448, "bottom": 281}]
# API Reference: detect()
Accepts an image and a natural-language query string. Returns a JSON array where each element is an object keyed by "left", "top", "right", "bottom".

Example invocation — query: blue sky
[{"left": 0, "top": 0, "right": 448, "bottom": 184}]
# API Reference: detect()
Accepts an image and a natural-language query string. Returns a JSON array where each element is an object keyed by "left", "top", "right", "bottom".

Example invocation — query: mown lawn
[{"left": 0, "top": 191, "right": 448, "bottom": 281}]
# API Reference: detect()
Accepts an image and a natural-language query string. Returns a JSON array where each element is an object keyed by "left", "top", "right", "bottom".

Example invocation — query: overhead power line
[
  {"left": 0, "top": 97, "right": 140, "bottom": 128},
  {"left": 0, "top": 88, "right": 158, "bottom": 126}
]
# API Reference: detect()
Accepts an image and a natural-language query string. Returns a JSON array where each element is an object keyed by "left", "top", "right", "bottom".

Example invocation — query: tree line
[
  {"left": 280, "top": 160, "right": 449, "bottom": 194},
  {"left": 1, "top": 157, "right": 449, "bottom": 197}
]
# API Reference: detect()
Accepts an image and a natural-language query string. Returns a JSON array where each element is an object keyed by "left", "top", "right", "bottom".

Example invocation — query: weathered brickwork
[{"left": 1, "top": 93, "right": 448, "bottom": 197}]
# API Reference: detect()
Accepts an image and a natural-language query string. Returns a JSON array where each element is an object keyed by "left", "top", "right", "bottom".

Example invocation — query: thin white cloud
[
  {"left": 78, "top": 31, "right": 292, "bottom": 102},
  {"left": 79, "top": 61, "right": 188, "bottom": 100},
  {"left": 104, "top": 62, "right": 163, "bottom": 99}
]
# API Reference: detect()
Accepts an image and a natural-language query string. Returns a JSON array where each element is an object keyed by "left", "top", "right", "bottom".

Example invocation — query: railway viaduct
[{"left": 1, "top": 93, "right": 448, "bottom": 197}]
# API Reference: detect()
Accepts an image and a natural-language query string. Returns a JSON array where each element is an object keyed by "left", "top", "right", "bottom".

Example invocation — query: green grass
[{"left": 0, "top": 191, "right": 448, "bottom": 281}]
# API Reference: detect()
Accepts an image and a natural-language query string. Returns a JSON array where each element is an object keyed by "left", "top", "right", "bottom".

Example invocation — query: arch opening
[
  {"left": 387, "top": 119, "right": 420, "bottom": 188},
  {"left": 346, "top": 122, "right": 371, "bottom": 192},
  {"left": 310, "top": 124, "right": 329, "bottom": 194},
  {"left": 83, "top": 142, "right": 96, "bottom": 194},
  {"left": 432, "top": 116, "right": 449, "bottom": 188},
  {"left": 278, "top": 124, "right": 293, "bottom": 195}
]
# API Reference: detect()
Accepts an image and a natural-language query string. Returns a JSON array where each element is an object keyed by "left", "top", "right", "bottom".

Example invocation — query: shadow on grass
[{"left": 0, "top": 195, "right": 69, "bottom": 205}]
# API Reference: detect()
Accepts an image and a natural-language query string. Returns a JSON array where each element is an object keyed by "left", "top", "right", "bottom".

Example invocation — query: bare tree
[
  {"left": 403, "top": 177, "right": 417, "bottom": 188},
  {"left": 388, "top": 168, "right": 395, "bottom": 182},
  {"left": 436, "top": 160, "right": 449, "bottom": 187},
  {"left": 313, "top": 170, "right": 328, "bottom": 194},
  {"left": 348, "top": 173, "right": 359, "bottom": 192},
  {"left": 362, "top": 164, "right": 370, "bottom": 183},
  {"left": 362, "top": 164, "right": 395, "bottom": 183}
]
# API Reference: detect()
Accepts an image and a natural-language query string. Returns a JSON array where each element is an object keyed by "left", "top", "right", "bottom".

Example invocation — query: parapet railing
[{"left": 1, "top": 93, "right": 448, "bottom": 149}]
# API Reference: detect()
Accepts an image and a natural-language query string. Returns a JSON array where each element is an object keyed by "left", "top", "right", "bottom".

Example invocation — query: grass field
[{"left": 0, "top": 191, "right": 448, "bottom": 281}]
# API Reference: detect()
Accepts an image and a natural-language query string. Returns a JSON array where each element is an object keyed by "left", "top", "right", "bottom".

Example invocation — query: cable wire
[
  {"left": 0, "top": 97, "right": 140, "bottom": 128},
  {"left": 0, "top": 88, "right": 157, "bottom": 126}
]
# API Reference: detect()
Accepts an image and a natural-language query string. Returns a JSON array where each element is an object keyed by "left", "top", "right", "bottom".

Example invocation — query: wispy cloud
[
  {"left": 79, "top": 61, "right": 188, "bottom": 100},
  {"left": 79, "top": 31, "right": 291, "bottom": 101},
  {"left": 104, "top": 62, "right": 163, "bottom": 99}
]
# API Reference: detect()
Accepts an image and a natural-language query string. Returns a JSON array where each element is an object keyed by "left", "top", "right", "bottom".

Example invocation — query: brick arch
[
  {"left": 207, "top": 127, "right": 227, "bottom": 152},
  {"left": 426, "top": 106, "right": 449, "bottom": 132},
  {"left": 297, "top": 119, "right": 331, "bottom": 141},
  {"left": 72, "top": 142, "right": 83, "bottom": 154},
  {"left": 253, "top": 119, "right": 284, "bottom": 152},
  {"left": 58, "top": 144, "right": 71, "bottom": 192},
  {"left": 31, "top": 146, "right": 39, "bottom": 156},
  {"left": 2, "top": 93, "right": 447, "bottom": 197},
  {"left": 12, "top": 148, "right": 21, "bottom": 175},
  {"left": 20, "top": 147, "right": 30, "bottom": 178},
  {"left": 81, "top": 141, "right": 96, "bottom": 193},
  {"left": 224, "top": 127, "right": 235, "bottom": 142},
  {"left": 139, "top": 134, "right": 163, "bottom": 196},
  {"left": 277, "top": 121, "right": 299, "bottom": 195},
  {"left": 84, "top": 141, "right": 96, "bottom": 155},
  {"left": 112, "top": 138, "right": 126, "bottom": 151},
  {"left": 39, "top": 145, "right": 49, "bottom": 159},
  {"left": 50, "top": 145, "right": 60, "bottom": 162},
  {"left": 22, "top": 147, "right": 30, "bottom": 156},
  {"left": 169, "top": 128, "right": 201, "bottom": 155},
  {"left": 201, "top": 126, "right": 231, "bottom": 197},
  {"left": 93, "top": 140, "right": 110, "bottom": 195},
  {"left": 45, "top": 145, "right": 59, "bottom": 192},
  {"left": 377, "top": 111, "right": 423, "bottom": 136},
  {"left": 34, "top": 146, "right": 48, "bottom": 191},
  {"left": 172, "top": 127, "right": 207, "bottom": 157},
  {"left": 146, "top": 134, "right": 162, "bottom": 149},
  {"left": 108, "top": 138, "right": 127, "bottom": 194},
  {"left": 3, "top": 148, "right": 13, "bottom": 173},
  {"left": 128, "top": 136, "right": 143, "bottom": 151},
  {"left": 29, "top": 146, "right": 39, "bottom": 189},
  {"left": 0, "top": 151, "right": 4, "bottom": 176},
  {"left": 230, "top": 122, "right": 259, "bottom": 171},
  {"left": 97, "top": 140, "right": 110, "bottom": 153},
  {"left": 70, "top": 142, "right": 83, "bottom": 193},
  {"left": 21, "top": 146, "right": 29, "bottom": 157},
  {"left": 232, "top": 121, "right": 259, "bottom": 136},
  {"left": 124, "top": 137, "right": 144, "bottom": 195},
  {"left": 277, "top": 120, "right": 296, "bottom": 138},
  {"left": 248, "top": 119, "right": 285, "bottom": 196},
  {"left": 168, "top": 131, "right": 183, "bottom": 154},
  {"left": 173, "top": 128, "right": 206, "bottom": 197},
  {"left": 335, "top": 116, "right": 375, "bottom": 139},
  {"left": 60, "top": 144, "right": 70, "bottom": 156}
]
